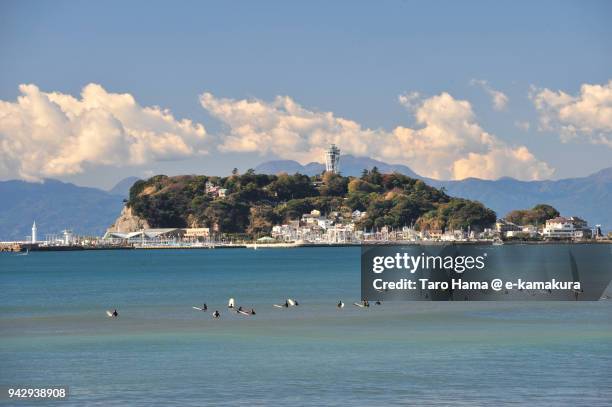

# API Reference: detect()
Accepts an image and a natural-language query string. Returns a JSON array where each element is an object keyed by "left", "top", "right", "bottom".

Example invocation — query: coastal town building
[
  {"left": 183, "top": 228, "right": 211, "bottom": 240},
  {"left": 542, "top": 216, "right": 592, "bottom": 239},
  {"left": 495, "top": 219, "right": 522, "bottom": 235},
  {"left": 205, "top": 181, "right": 227, "bottom": 198},
  {"left": 505, "top": 225, "right": 538, "bottom": 238}
]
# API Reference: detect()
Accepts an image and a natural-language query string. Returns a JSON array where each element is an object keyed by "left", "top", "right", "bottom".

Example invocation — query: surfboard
[
  {"left": 237, "top": 309, "right": 250, "bottom": 316},
  {"left": 106, "top": 310, "right": 114, "bottom": 317},
  {"left": 287, "top": 298, "right": 296, "bottom": 306},
  {"left": 353, "top": 302, "right": 365, "bottom": 308},
  {"left": 192, "top": 306, "right": 205, "bottom": 311},
  {"left": 273, "top": 304, "right": 285, "bottom": 308}
]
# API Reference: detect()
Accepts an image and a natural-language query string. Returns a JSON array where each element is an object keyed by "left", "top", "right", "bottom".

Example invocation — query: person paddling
[{"left": 213, "top": 310, "right": 220, "bottom": 319}]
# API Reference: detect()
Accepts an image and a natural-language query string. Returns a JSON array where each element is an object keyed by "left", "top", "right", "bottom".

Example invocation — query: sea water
[{"left": 1, "top": 248, "right": 611, "bottom": 406}]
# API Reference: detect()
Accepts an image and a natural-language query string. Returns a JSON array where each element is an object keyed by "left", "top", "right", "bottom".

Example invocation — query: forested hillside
[{"left": 127, "top": 169, "right": 496, "bottom": 237}]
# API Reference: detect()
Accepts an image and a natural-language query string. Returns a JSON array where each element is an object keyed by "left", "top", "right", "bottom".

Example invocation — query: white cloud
[
  {"left": 514, "top": 120, "right": 531, "bottom": 131},
  {"left": 530, "top": 80, "right": 612, "bottom": 147},
  {"left": 201, "top": 91, "right": 553, "bottom": 180},
  {"left": 452, "top": 146, "right": 553, "bottom": 181},
  {"left": 397, "top": 92, "right": 421, "bottom": 111},
  {"left": 0, "top": 84, "right": 209, "bottom": 181},
  {"left": 470, "top": 79, "right": 509, "bottom": 111},
  {"left": 0, "top": 83, "right": 554, "bottom": 182}
]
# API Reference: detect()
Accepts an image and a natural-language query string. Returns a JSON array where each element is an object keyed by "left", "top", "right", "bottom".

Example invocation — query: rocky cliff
[{"left": 106, "top": 206, "right": 150, "bottom": 233}]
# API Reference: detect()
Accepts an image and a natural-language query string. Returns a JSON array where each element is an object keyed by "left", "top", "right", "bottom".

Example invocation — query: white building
[
  {"left": 103, "top": 228, "right": 184, "bottom": 244},
  {"left": 542, "top": 216, "right": 591, "bottom": 239},
  {"left": 31, "top": 221, "right": 37, "bottom": 243},
  {"left": 325, "top": 144, "right": 340, "bottom": 174},
  {"left": 351, "top": 210, "right": 367, "bottom": 220},
  {"left": 62, "top": 229, "right": 74, "bottom": 245},
  {"left": 317, "top": 219, "right": 333, "bottom": 229}
]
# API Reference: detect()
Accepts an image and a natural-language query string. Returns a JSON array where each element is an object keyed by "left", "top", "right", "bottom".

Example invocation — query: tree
[
  {"left": 247, "top": 205, "right": 279, "bottom": 237},
  {"left": 320, "top": 172, "right": 348, "bottom": 196},
  {"left": 505, "top": 204, "right": 560, "bottom": 226},
  {"left": 367, "top": 167, "right": 382, "bottom": 185},
  {"left": 268, "top": 173, "right": 317, "bottom": 201}
]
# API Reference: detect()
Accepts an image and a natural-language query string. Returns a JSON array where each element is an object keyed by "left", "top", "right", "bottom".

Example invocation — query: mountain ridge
[
  {"left": 255, "top": 155, "right": 420, "bottom": 178},
  {"left": 0, "top": 179, "right": 127, "bottom": 240}
]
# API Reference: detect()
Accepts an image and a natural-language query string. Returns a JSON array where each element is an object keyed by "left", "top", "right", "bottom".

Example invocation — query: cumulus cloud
[
  {"left": 470, "top": 79, "right": 509, "bottom": 111},
  {"left": 0, "top": 83, "right": 554, "bottom": 182},
  {"left": 0, "top": 83, "right": 208, "bottom": 181},
  {"left": 200, "top": 91, "right": 553, "bottom": 180},
  {"left": 530, "top": 80, "right": 612, "bottom": 147}
]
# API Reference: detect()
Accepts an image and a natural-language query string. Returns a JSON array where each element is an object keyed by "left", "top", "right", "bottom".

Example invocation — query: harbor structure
[{"left": 325, "top": 144, "right": 341, "bottom": 174}]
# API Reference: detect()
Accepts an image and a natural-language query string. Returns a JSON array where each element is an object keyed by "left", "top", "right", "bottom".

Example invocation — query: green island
[{"left": 127, "top": 168, "right": 496, "bottom": 239}]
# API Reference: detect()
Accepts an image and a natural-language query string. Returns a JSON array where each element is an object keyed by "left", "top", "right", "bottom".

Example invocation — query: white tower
[
  {"left": 325, "top": 144, "right": 341, "bottom": 174},
  {"left": 31, "top": 221, "right": 37, "bottom": 243}
]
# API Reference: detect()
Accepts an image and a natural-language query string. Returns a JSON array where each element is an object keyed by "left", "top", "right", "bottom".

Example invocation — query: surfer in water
[
  {"left": 284, "top": 300, "right": 289, "bottom": 308},
  {"left": 363, "top": 300, "right": 370, "bottom": 307},
  {"left": 375, "top": 300, "right": 381, "bottom": 305},
  {"left": 202, "top": 303, "right": 208, "bottom": 311},
  {"left": 112, "top": 309, "right": 118, "bottom": 318},
  {"left": 213, "top": 310, "right": 220, "bottom": 318},
  {"left": 250, "top": 308, "right": 256, "bottom": 315},
  {"left": 337, "top": 301, "right": 344, "bottom": 308}
]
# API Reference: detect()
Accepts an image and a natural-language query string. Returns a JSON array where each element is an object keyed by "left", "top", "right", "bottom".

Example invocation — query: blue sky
[{"left": 0, "top": 0, "right": 611, "bottom": 188}]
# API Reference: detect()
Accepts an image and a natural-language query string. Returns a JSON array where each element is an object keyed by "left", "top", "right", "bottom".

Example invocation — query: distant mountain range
[
  {"left": 255, "top": 155, "right": 420, "bottom": 178},
  {"left": 0, "top": 178, "right": 137, "bottom": 241},
  {"left": 255, "top": 155, "right": 612, "bottom": 231},
  {"left": 108, "top": 176, "right": 141, "bottom": 197}
]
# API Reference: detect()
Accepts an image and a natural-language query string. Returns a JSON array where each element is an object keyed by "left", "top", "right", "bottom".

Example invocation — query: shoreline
[{"left": 2, "top": 239, "right": 611, "bottom": 252}]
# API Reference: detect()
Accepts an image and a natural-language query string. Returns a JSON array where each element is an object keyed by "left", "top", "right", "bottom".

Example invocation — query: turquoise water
[{"left": 1, "top": 248, "right": 611, "bottom": 406}]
